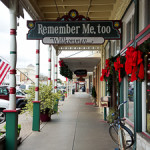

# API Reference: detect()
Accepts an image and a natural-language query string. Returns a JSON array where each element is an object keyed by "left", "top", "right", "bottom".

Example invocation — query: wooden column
[
  {"left": 35, "top": 40, "right": 40, "bottom": 101},
  {"left": 54, "top": 52, "right": 58, "bottom": 93},
  {"left": 32, "top": 40, "right": 40, "bottom": 131},
  {"left": 48, "top": 45, "right": 52, "bottom": 86},
  {"left": 4, "top": 1, "right": 18, "bottom": 150}
]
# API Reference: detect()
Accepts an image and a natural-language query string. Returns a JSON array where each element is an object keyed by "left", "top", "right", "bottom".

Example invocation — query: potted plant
[
  {"left": 64, "top": 91, "right": 67, "bottom": 98},
  {"left": 92, "top": 86, "right": 97, "bottom": 106},
  {"left": 22, "top": 84, "right": 61, "bottom": 122}
]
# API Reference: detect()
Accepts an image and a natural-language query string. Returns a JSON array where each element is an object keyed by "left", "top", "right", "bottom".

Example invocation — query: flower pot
[
  {"left": 65, "top": 93, "right": 67, "bottom": 97},
  {"left": 40, "top": 112, "right": 51, "bottom": 122}
]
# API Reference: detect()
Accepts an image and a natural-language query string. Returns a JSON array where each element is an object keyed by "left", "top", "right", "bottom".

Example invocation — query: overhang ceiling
[
  {"left": 19, "top": 0, "right": 132, "bottom": 51},
  {"left": 21, "top": 0, "right": 131, "bottom": 21},
  {"left": 60, "top": 57, "right": 100, "bottom": 72}
]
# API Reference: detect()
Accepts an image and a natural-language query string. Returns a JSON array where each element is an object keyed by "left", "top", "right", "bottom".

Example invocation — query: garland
[
  {"left": 100, "top": 55, "right": 126, "bottom": 83},
  {"left": 59, "top": 60, "right": 73, "bottom": 79},
  {"left": 100, "top": 45, "right": 146, "bottom": 83}
]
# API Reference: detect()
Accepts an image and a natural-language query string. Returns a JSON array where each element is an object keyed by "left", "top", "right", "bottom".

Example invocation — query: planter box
[
  {"left": 40, "top": 113, "right": 51, "bottom": 122},
  {"left": 0, "top": 134, "right": 5, "bottom": 150}
]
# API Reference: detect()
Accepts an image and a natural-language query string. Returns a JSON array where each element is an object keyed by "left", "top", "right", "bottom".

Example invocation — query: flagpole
[{"left": 0, "top": 56, "right": 34, "bottom": 84}]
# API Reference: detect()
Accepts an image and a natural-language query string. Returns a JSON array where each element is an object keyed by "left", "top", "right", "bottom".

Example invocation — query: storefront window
[
  {"left": 126, "top": 75, "right": 134, "bottom": 122},
  {"left": 146, "top": 53, "right": 150, "bottom": 133}
]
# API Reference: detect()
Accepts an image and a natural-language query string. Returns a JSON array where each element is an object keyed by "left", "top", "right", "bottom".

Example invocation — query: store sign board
[{"left": 27, "top": 20, "right": 121, "bottom": 45}]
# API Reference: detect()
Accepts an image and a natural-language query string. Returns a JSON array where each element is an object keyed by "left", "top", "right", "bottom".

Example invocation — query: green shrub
[
  {"left": 22, "top": 84, "right": 61, "bottom": 115},
  {"left": 92, "top": 86, "right": 97, "bottom": 98}
]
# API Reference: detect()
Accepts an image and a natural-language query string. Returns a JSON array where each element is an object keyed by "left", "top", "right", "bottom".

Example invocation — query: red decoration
[
  {"left": 125, "top": 46, "right": 144, "bottom": 82},
  {"left": 10, "top": 69, "right": 16, "bottom": 74},
  {"left": 114, "top": 57, "right": 124, "bottom": 82},
  {"left": 9, "top": 87, "right": 16, "bottom": 94},
  {"left": 35, "top": 75, "right": 39, "bottom": 78},
  {"left": 36, "top": 49, "right": 40, "bottom": 54},
  {"left": 59, "top": 60, "right": 64, "bottom": 67},
  {"left": 100, "top": 59, "right": 110, "bottom": 81},
  {"left": 35, "top": 87, "right": 39, "bottom": 91},
  {"left": 10, "top": 29, "right": 16, "bottom": 35}
]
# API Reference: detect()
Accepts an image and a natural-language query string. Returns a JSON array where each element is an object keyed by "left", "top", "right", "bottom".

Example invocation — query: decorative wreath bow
[
  {"left": 100, "top": 59, "right": 110, "bottom": 81},
  {"left": 114, "top": 57, "right": 124, "bottom": 82},
  {"left": 125, "top": 47, "right": 144, "bottom": 82}
]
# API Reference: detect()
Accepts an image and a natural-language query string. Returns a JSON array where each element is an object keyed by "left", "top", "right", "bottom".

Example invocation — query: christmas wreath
[{"left": 59, "top": 60, "right": 73, "bottom": 79}]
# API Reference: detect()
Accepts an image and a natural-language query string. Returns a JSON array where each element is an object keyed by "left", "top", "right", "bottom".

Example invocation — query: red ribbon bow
[
  {"left": 59, "top": 60, "right": 64, "bottom": 67},
  {"left": 100, "top": 59, "right": 110, "bottom": 81},
  {"left": 125, "top": 47, "right": 144, "bottom": 82},
  {"left": 114, "top": 57, "right": 124, "bottom": 82}
]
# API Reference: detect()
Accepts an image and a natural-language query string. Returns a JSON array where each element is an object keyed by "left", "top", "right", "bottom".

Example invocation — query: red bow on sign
[
  {"left": 114, "top": 57, "right": 123, "bottom": 82},
  {"left": 125, "top": 47, "right": 144, "bottom": 82}
]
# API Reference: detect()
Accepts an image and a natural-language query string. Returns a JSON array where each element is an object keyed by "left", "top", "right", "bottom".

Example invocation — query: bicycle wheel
[
  {"left": 0, "top": 110, "right": 6, "bottom": 124},
  {"left": 121, "top": 125, "right": 134, "bottom": 149},
  {"left": 109, "top": 124, "right": 119, "bottom": 145}
]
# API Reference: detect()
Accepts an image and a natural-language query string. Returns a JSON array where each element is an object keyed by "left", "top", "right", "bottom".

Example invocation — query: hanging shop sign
[
  {"left": 27, "top": 20, "right": 121, "bottom": 45},
  {"left": 27, "top": 10, "right": 121, "bottom": 45},
  {"left": 74, "top": 70, "right": 87, "bottom": 76}
]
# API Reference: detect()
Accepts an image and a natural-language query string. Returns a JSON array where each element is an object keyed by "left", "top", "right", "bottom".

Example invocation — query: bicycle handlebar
[
  {"left": 118, "top": 101, "right": 127, "bottom": 110},
  {"left": 112, "top": 101, "right": 128, "bottom": 116}
]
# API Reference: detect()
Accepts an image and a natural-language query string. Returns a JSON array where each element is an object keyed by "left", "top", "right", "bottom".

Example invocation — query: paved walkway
[{"left": 18, "top": 92, "right": 117, "bottom": 150}]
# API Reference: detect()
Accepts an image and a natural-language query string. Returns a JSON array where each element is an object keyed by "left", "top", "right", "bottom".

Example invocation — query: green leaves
[
  {"left": 22, "top": 84, "right": 61, "bottom": 115},
  {"left": 92, "top": 86, "right": 97, "bottom": 98},
  {"left": 60, "top": 63, "right": 73, "bottom": 79}
]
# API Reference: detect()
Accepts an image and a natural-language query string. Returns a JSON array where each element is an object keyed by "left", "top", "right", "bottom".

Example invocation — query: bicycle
[{"left": 109, "top": 101, "right": 134, "bottom": 150}]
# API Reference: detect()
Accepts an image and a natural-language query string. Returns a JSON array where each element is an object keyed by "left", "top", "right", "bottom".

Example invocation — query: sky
[{"left": 0, "top": 2, "right": 93, "bottom": 81}]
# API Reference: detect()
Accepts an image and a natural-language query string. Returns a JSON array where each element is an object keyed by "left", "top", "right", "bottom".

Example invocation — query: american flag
[{"left": 0, "top": 59, "right": 11, "bottom": 85}]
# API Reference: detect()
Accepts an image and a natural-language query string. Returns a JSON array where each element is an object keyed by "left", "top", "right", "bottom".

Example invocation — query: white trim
[{"left": 122, "top": 2, "right": 135, "bottom": 23}]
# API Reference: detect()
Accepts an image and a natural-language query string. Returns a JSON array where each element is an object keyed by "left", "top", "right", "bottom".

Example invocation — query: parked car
[
  {"left": 57, "top": 86, "right": 66, "bottom": 94},
  {"left": 0, "top": 86, "right": 27, "bottom": 109},
  {"left": 0, "top": 99, "right": 9, "bottom": 124},
  {"left": 19, "top": 84, "right": 33, "bottom": 92},
  {"left": 16, "top": 90, "right": 26, "bottom": 96}
]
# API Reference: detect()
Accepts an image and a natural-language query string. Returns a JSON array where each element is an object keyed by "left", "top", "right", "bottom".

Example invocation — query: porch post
[
  {"left": 104, "top": 82, "right": 107, "bottom": 121},
  {"left": 134, "top": 0, "right": 141, "bottom": 149},
  {"left": 32, "top": 40, "right": 40, "bottom": 131},
  {"left": 120, "top": 81, "right": 124, "bottom": 118},
  {"left": 48, "top": 45, "right": 52, "bottom": 86},
  {"left": 3, "top": 1, "right": 18, "bottom": 150},
  {"left": 54, "top": 50, "right": 58, "bottom": 93}
]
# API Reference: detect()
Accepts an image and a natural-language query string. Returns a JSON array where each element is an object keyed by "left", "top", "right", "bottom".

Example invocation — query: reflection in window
[
  {"left": 146, "top": 53, "right": 150, "bottom": 133},
  {"left": 126, "top": 75, "right": 134, "bottom": 122}
]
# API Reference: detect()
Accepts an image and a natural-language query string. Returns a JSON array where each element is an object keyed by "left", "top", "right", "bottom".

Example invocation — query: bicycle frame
[
  {"left": 112, "top": 101, "right": 128, "bottom": 149},
  {"left": 118, "top": 124, "right": 126, "bottom": 150}
]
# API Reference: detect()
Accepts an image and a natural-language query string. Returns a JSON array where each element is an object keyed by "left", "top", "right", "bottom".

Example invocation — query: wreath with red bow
[{"left": 59, "top": 60, "right": 73, "bottom": 79}]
